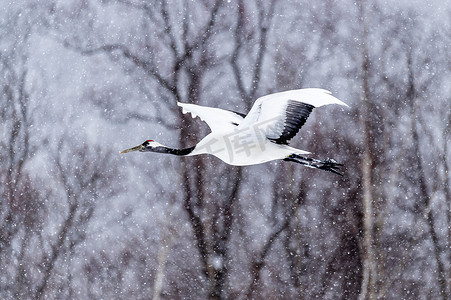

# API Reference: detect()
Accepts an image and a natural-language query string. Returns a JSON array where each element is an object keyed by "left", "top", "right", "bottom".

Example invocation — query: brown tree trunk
[{"left": 357, "top": 2, "right": 377, "bottom": 299}]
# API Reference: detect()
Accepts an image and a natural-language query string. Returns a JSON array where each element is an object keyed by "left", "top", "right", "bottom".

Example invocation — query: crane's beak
[{"left": 120, "top": 144, "right": 144, "bottom": 154}]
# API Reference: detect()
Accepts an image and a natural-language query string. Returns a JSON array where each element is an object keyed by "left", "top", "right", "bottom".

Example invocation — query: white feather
[
  {"left": 239, "top": 88, "right": 347, "bottom": 130},
  {"left": 177, "top": 102, "right": 244, "bottom": 132}
]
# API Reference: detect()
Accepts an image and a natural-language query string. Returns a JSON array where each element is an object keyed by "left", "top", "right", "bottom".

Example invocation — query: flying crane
[{"left": 120, "top": 88, "right": 348, "bottom": 175}]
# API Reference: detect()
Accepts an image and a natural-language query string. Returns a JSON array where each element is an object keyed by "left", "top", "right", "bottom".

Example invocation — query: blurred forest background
[{"left": 1, "top": 0, "right": 451, "bottom": 299}]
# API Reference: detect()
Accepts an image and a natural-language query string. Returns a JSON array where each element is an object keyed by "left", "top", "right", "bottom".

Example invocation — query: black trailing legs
[{"left": 284, "top": 154, "right": 344, "bottom": 176}]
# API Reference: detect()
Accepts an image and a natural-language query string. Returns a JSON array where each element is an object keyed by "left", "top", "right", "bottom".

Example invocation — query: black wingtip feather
[{"left": 270, "top": 101, "right": 314, "bottom": 145}]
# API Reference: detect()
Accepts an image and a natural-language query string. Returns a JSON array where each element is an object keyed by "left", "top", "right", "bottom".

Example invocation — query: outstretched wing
[
  {"left": 238, "top": 88, "right": 348, "bottom": 145},
  {"left": 177, "top": 102, "right": 245, "bottom": 132}
]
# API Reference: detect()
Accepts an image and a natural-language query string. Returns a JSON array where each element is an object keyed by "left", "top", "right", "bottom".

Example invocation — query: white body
[{"left": 190, "top": 131, "right": 310, "bottom": 166}]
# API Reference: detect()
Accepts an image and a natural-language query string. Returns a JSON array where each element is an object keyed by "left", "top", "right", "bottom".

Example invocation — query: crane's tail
[{"left": 284, "top": 154, "right": 343, "bottom": 176}]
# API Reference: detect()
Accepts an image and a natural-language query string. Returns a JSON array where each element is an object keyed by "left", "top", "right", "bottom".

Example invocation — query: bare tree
[
  {"left": 354, "top": 2, "right": 378, "bottom": 299},
  {"left": 404, "top": 33, "right": 449, "bottom": 300},
  {"left": 0, "top": 5, "right": 50, "bottom": 298},
  {"left": 33, "top": 136, "right": 120, "bottom": 299},
  {"left": 245, "top": 168, "right": 304, "bottom": 298},
  {"left": 0, "top": 6, "right": 34, "bottom": 262}
]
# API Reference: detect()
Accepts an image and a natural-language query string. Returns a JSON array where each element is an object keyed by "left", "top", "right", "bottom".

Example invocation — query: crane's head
[{"left": 120, "top": 140, "right": 162, "bottom": 153}]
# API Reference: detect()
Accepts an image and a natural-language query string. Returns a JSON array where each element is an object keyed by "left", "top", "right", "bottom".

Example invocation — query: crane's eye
[{"left": 143, "top": 140, "right": 154, "bottom": 147}]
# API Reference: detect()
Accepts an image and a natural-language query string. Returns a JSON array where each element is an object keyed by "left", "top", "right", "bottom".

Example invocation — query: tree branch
[
  {"left": 231, "top": 0, "right": 276, "bottom": 107},
  {"left": 246, "top": 186, "right": 302, "bottom": 298},
  {"left": 64, "top": 41, "right": 176, "bottom": 94}
]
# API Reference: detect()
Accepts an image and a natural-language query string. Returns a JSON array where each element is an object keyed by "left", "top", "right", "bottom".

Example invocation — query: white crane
[{"left": 120, "top": 88, "right": 348, "bottom": 175}]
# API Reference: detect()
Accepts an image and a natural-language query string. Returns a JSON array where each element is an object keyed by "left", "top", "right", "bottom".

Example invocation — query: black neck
[{"left": 154, "top": 145, "right": 195, "bottom": 156}]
